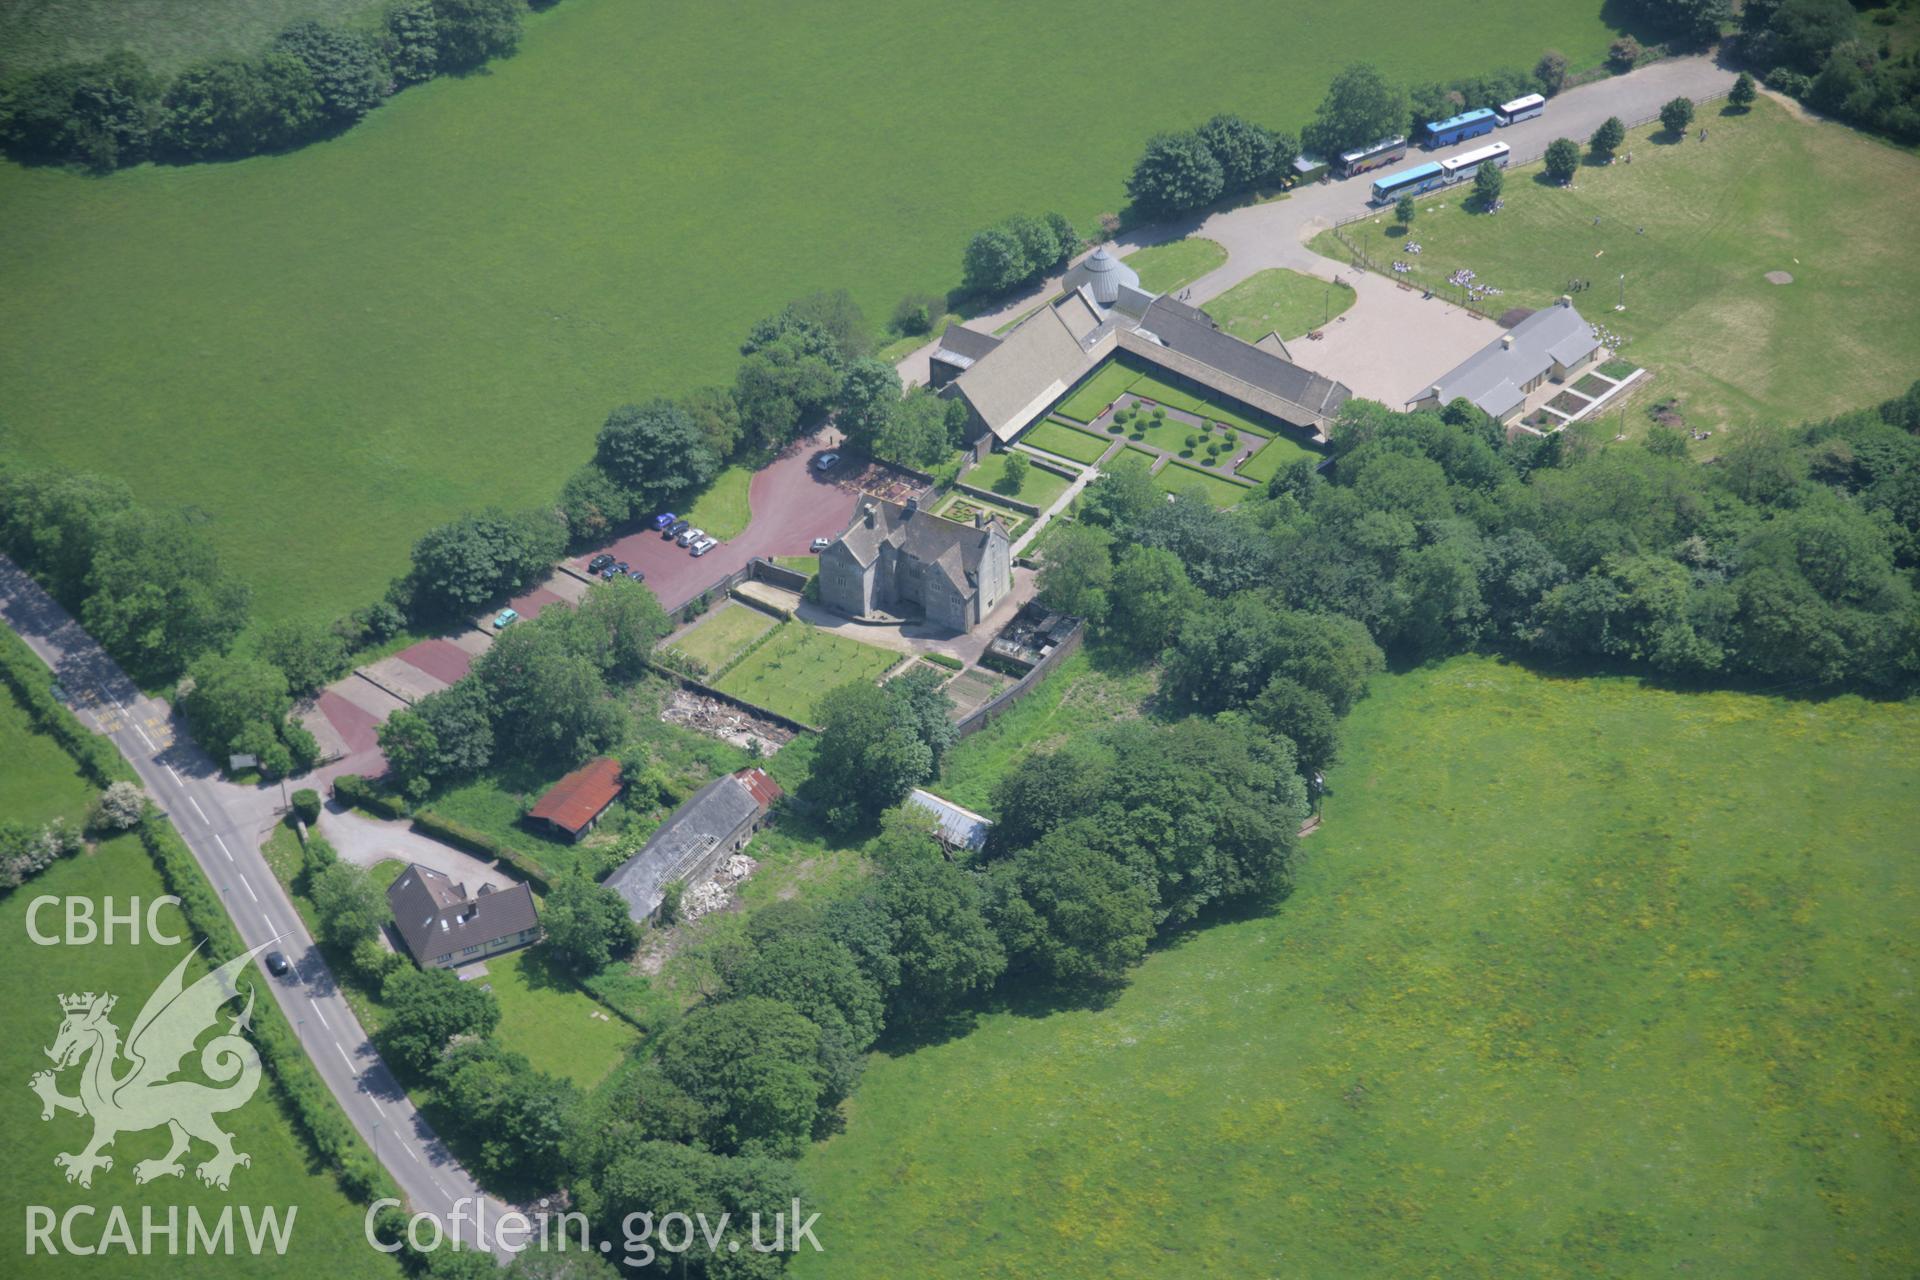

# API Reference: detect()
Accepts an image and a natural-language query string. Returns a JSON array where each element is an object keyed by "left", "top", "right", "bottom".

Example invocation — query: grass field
[
  {"left": 1315, "top": 97, "right": 1920, "bottom": 433},
  {"left": 0, "top": 0, "right": 387, "bottom": 76},
  {"left": 712, "top": 622, "right": 900, "bottom": 724},
  {"left": 1203, "top": 266, "right": 1356, "bottom": 341},
  {"left": 1152, "top": 458, "right": 1254, "bottom": 506},
  {"left": 0, "top": 685, "right": 99, "bottom": 828},
  {"left": 670, "top": 601, "right": 778, "bottom": 672},
  {"left": 0, "top": 834, "right": 403, "bottom": 1278},
  {"left": 0, "top": 0, "right": 1639, "bottom": 630},
  {"left": 1121, "top": 237, "right": 1227, "bottom": 293},
  {"left": 1019, "top": 419, "right": 1113, "bottom": 465},
  {"left": 1126, "top": 369, "right": 1273, "bottom": 436},
  {"left": 797, "top": 656, "right": 1920, "bottom": 1277},
  {"left": 964, "top": 451, "right": 1073, "bottom": 511},
  {"left": 681, "top": 464, "right": 754, "bottom": 541}
]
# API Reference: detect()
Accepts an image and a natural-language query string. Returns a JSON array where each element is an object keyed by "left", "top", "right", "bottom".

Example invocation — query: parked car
[
  {"left": 587, "top": 553, "right": 615, "bottom": 574},
  {"left": 664, "top": 519, "right": 690, "bottom": 541},
  {"left": 691, "top": 536, "right": 718, "bottom": 557},
  {"left": 810, "top": 536, "right": 833, "bottom": 553},
  {"left": 264, "top": 951, "right": 291, "bottom": 978},
  {"left": 626, "top": 569, "right": 647, "bottom": 583},
  {"left": 493, "top": 608, "right": 519, "bottom": 629},
  {"left": 651, "top": 512, "right": 676, "bottom": 531},
  {"left": 676, "top": 526, "right": 704, "bottom": 547},
  {"left": 812, "top": 451, "right": 841, "bottom": 473},
  {"left": 599, "top": 559, "right": 629, "bottom": 579}
]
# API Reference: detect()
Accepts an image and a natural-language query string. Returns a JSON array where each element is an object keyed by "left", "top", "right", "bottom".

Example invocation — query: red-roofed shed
[{"left": 528, "top": 757, "right": 625, "bottom": 842}]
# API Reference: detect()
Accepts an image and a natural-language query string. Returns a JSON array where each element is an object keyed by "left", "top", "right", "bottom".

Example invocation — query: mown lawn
[
  {"left": 797, "top": 656, "right": 1920, "bottom": 1278},
  {"left": 0, "top": 684, "right": 99, "bottom": 828},
  {"left": 1314, "top": 96, "right": 1920, "bottom": 433},
  {"left": 1204, "top": 265, "right": 1356, "bottom": 341},
  {"left": 0, "top": 0, "right": 1628, "bottom": 630},
  {"left": 1120, "top": 237, "right": 1227, "bottom": 293},
  {"left": 1019, "top": 419, "right": 1113, "bottom": 465},
  {"left": 476, "top": 948, "right": 639, "bottom": 1089},
  {"left": 1055, "top": 361, "right": 1142, "bottom": 423},
  {"left": 681, "top": 464, "right": 755, "bottom": 541},
  {"left": 1152, "top": 457, "right": 1254, "bottom": 506},
  {"left": 964, "top": 451, "right": 1073, "bottom": 511},
  {"left": 1126, "top": 369, "right": 1273, "bottom": 436},
  {"left": 0, "top": 834, "right": 403, "bottom": 1278},
  {"left": 713, "top": 623, "right": 900, "bottom": 724},
  {"left": 668, "top": 601, "right": 777, "bottom": 673},
  {"left": 1234, "top": 428, "right": 1322, "bottom": 482}
]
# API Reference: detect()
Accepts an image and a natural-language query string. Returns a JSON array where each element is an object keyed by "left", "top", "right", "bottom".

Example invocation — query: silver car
[
  {"left": 690, "top": 536, "right": 718, "bottom": 557},
  {"left": 676, "top": 525, "right": 704, "bottom": 547}
]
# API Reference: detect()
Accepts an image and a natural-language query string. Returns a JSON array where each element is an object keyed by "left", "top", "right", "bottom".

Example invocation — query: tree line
[
  {"left": 1038, "top": 384, "right": 1920, "bottom": 698},
  {"left": 0, "top": 0, "right": 541, "bottom": 172},
  {"left": 1745, "top": 0, "right": 1920, "bottom": 143}
]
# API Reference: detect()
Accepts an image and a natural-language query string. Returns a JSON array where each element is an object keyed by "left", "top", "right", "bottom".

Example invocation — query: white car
[
  {"left": 690, "top": 536, "right": 718, "bottom": 557},
  {"left": 676, "top": 526, "right": 704, "bottom": 547}
]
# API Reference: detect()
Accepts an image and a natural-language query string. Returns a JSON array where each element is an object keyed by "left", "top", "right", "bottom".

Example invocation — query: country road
[{"left": 0, "top": 555, "right": 507, "bottom": 1253}]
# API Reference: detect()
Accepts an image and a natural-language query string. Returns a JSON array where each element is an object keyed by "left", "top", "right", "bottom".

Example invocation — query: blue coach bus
[
  {"left": 1422, "top": 107, "right": 1497, "bottom": 149},
  {"left": 1370, "top": 161, "right": 1446, "bottom": 205}
]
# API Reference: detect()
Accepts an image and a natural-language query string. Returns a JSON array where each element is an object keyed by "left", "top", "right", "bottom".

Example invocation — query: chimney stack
[
  {"left": 975, "top": 511, "right": 985, "bottom": 529},
  {"left": 1556, "top": 294, "right": 1572, "bottom": 308},
  {"left": 1501, "top": 335, "right": 1514, "bottom": 350},
  {"left": 862, "top": 503, "right": 875, "bottom": 528}
]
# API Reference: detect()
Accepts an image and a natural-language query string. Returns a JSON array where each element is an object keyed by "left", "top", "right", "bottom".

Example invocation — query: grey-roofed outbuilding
[
  {"left": 604, "top": 769, "right": 780, "bottom": 923},
  {"left": 1410, "top": 298, "right": 1600, "bottom": 424},
  {"left": 904, "top": 788, "right": 993, "bottom": 854}
]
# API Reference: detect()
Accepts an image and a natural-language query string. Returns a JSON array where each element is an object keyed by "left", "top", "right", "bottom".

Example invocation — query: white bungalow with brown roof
[{"left": 818, "top": 498, "right": 1011, "bottom": 633}]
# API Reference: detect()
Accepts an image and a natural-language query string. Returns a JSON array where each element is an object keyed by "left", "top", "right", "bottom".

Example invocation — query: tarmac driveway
[{"left": 579, "top": 434, "right": 858, "bottom": 612}]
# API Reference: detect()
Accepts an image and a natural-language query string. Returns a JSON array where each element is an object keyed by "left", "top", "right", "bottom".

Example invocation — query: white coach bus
[
  {"left": 1441, "top": 141, "right": 1511, "bottom": 184},
  {"left": 1494, "top": 93, "right": 1546, "bottom": 126}
]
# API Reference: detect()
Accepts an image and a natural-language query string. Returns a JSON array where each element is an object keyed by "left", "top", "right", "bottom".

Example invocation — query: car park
[
  {"left": 652, "top": 512, "right": 676, "bottom": 530},
  {"left": 691, "top": 536, "right": 718, "bottom": 556},
  {"left": 665, "top": 519, "right": 690, "bottom": 540},
  {"left": 810, "top": 536, "right": 833, "bottom": 552},
  {"left": 587, "top": 553, "right": 615, "bottom": 573},
  {"left": 677, "top": 526, "right": 704, "bottom": 547},
  {"left": 599, "top": 559, "right": 629, "bottom": 579},
  {"left": 265, "top": 951, "right": 291, "bottom": 978},
  {"left": 812, "top": 451, "right": 840, "bottom": 472},
  {"left": 493, "top": 608, "right": 519, "bottom": 629}
]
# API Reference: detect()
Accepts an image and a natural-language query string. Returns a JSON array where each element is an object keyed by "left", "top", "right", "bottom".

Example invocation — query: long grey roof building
[{"left": 1410, "top": 299, "right": 1601, "bottom": 423}]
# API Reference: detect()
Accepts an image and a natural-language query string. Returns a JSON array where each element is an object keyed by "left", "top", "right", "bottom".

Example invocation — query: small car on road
[
  {"left": 810, "top": 536, "right": 833, "bottom": 553},
  {"left": 599, "top": 559, "right": 629, "bottom": 579},
  {"left": 587, "top": 553, "right": 615, "bottom": 574},
  {"left": 812, "top": 451, "right": 841, "bottom": 473},
  {"left": 664, "top": 519, "right": 690, "bottom": 541},
  {"left": 493, "top": 608, "right": 519, "bottom": 629},
  {"left": 625, "top": 569, "right": 647, "bottom": 583},
  {"left": 691, "top": 536, "right": 718, "bottom": 557},
  {"left": 676, "top": 526, "right": 704, "bottom": 547},
  {"left": 651, "top": 512, "right": 676, "bottom": 531},
  {"left": 265, "top": 951, "right": 292, "bottom": 978}
]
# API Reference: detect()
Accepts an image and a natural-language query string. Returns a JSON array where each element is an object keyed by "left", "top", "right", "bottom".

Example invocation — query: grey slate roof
[
  {"left": 386, "top": 864, "right": 539, "bottom": 965},
  {"left": 604, "top": 774, "right": 764, "bottom": 920},
  {"left": 1060, "top": 247, "right": 1139, "bottom": 307},
  {"left": 833, "top": 499, "right": 1002, "bottom": 594},
  {"left": 953, "top": 304, "right": 1096, "bottom": 441},
  {"left": 905, "top": 788, "right": 993, "bottom": 853},
  {"left": 931, "top": 323, "right": 1002, "bottom": 371},
  {"left": 1133, "top": 297, "right": 1351, "bottom": 424},
  {"left": 1423, "top": 301, "right": 1598, "bottom": 418}
]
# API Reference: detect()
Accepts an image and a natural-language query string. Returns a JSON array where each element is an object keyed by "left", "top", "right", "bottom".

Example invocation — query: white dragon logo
[{"left": 30, "top": 941, "right": 269, "bottom": 1190}]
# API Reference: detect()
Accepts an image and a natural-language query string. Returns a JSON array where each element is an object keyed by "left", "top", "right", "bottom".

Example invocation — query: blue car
[
  {"left": 652, "top": 512, "right": 676, "bottom": 531},
  {"left": 493, "top": 608, "right": 519, "bottom": 629}
]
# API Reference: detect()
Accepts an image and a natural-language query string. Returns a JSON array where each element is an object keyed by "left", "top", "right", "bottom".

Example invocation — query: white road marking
[
  {"left": 213, "top": 833, "right": 232, "bottom": 861},
  {"left": 336, "top": 1043, "right": 358, "bottom": 1073},
  {"left": 130, "top": 720, "right": 155, "bottom": 749},
  {"left": 188, "top": 795, "right": 208, "bottom": 821},
  {"left": 313, "top": 1004, "right": 331, "bottom": 1031},
  {"left": 238, "top": 874, "right": 259, "bottom": 903},
  {"left": 406, "top": 1147, "right": 421, "bottom": 1164},
  {"left": 165, "top": 764, "right": 182, "bottom": 784}
]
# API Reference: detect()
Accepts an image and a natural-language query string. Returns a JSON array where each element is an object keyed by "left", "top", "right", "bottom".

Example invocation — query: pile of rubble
[
  {"left": 681, "top": 853, "right": 758, "bottom": 922},
  {"left": 662, "top": 688, "right": 793, "bottom": 755}
]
